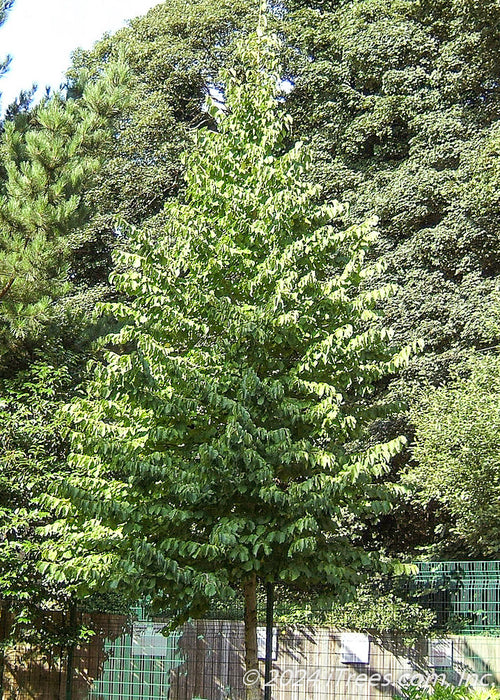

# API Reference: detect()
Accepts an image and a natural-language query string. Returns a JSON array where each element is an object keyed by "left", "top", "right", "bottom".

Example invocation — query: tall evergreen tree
[
  {"left": 0, "top": 59, "right": 128, "bottom": 357},
  {"left": 43, "top": 26, "right": 417, "bottom": 697}
]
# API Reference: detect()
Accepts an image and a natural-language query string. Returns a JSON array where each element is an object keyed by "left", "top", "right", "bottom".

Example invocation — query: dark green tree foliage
[
  {"left": 284, "top": 0, "right": 500, "bottom": 385},
  {"left": 0, "top": 350, "right": 129, "bottom": 640},
  {"left": 0, "top": 356, "right": 78, "bottom": 639},
  {"left": 0, "top": 52, "right": 127, "bottom": 632},
  {"left": 42, "top": 28, "right": 415, "bottom": 689},
  {"left": 44, "top": 0, "right": 499, "bottom": 564},
  {"left": 0, "top": 59, "right": 128, "bottom": 355},
  {"left": 0, "top": 0, "right": 493, "bottom": 609},
  {"left": 274, "top": 583, "right": 436, "bottom": 640},
  {"left": 65, "top": 0, "right": 259, "bottom": 283},
  {"left": 276, "top": 0, "right": 500, "bottom": 556}
]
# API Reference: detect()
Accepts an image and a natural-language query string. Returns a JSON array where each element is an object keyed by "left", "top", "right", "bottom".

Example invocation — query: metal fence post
[
  {"left": 65, "top": 602, "right": 77, "bottom": 700},
  {"left": 264, "top": 582, "right": 274, "bottom": 700}
]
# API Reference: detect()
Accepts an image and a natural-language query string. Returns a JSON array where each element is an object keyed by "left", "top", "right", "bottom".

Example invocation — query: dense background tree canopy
[
  {"left": 67, "top": 0, "right": 500, "bottom": 382},
  {"left": 288, "top": 0, "right": 500, "bottom": 383},
  {"left": 0, "top": 42, "right": 128, "bottom": 631},
  {"left": 58, "top": 0, "right": 499, "bottom": 558}
]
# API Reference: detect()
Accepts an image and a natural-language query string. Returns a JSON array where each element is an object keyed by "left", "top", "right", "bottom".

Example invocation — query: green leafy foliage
[
  {"left": 60, "top": 0, "right": 261, "bottom": 317},
  {"left": 0, "top": 355, "right": 75, "bottom": 642},
  {"left": 274, "top": 585, "right": 436, "bottom": 640},
  {"left": 396, "top": 684, "right": 500, "bottom": 700},
  {"left": 281, "top": 0, "right": 500, "bottom": 557},
  {"left": 285, "top": 0, "right": 500, "bottom": 386},
  {"left": 407, "top": 354, "right": 500, "bottom": 556},
  {"left": 59, "top": 0, "right": 500, "bottom": 558},
  {"left": 0, "top": 52, "right": 131, "bottom": 637},
  {"left": 0, "top": 0, "right": 495, "bottom": 632},
  {"left": 42, "top": 27, "right": 417, "bottom": 633}
]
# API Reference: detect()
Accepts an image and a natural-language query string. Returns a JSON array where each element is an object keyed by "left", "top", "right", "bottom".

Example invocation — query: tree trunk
[{"left": 243, "top": 574, "right": 261, "bottom": 700}]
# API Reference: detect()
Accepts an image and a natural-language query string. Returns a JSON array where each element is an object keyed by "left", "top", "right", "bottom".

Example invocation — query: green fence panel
[
  {"left": 88, "top": 607, "right": 184, "bottom": 699},
  {"left": 411, "top": 561, "right": 500, "bottom": 634}
]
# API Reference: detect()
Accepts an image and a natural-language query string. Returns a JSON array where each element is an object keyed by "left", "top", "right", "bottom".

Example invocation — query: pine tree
[
  {"left": 43, "top": 24, "right": 418, "bottom": 697},
  {"left": 0, "top": 58, "right": 128, "bottom": 355}
]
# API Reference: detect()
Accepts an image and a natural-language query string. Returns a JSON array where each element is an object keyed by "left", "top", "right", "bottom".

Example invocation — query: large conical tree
[{"left": 43, "top": 23, "right": 417, "bottom": 696}]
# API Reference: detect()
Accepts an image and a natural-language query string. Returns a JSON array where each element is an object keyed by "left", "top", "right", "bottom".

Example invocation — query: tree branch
[{"left": 0, "top": 276, "right": 15, "bottom": 302}]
